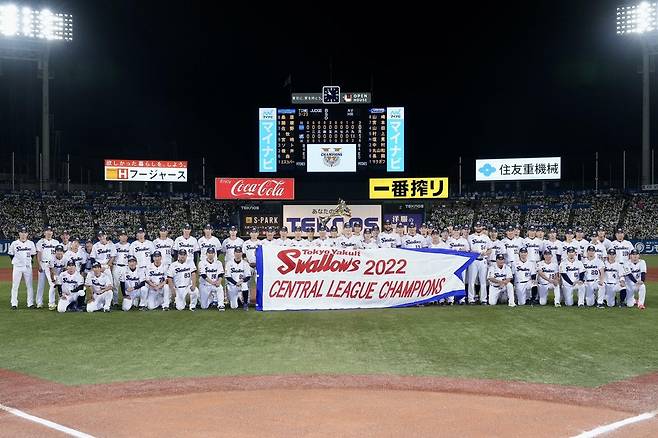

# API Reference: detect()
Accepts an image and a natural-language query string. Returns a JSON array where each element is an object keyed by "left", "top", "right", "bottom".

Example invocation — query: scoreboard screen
[{"left": 258, "top": 106, "right": 405, "bottom": 173}]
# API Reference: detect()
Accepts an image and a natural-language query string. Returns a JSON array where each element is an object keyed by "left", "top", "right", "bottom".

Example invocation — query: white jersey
[
  {"left": 63, "top": 248, "right": 87, "bottom": 273},
  {"left": 501, "top": 237, "right": 523, "bottom": 265},
  {"left": 242, "top": 239, "right": 261, "bottom": 264},
  {"left": 610, "top": 240, "right": 634, "bottom": 264},
  {"left": 129, "top": 239, "right": 155, "bottom": 268},
  {"left": 198, "top": 258, "right": 224, "bottom": 284},
  {"left": 488, "top": 239, "right": 505, "bottom": 263},
  {"left": 58, "top": 270, "right": 84, "bottom": 295},
  {"left": 592, "top": 241, "right": 608, "bottom": 262},
  {"left": 603, "top": 260, "right": 624, "bottom": 285},
  {"left": 573, "top": 239, "right": 589, "bottom": 258},
  {"left": 274, "top": 237, "right": 292, "bottom": 247},
  {"left": 448, "top": 237, "right": 470, "bottom": 253},
  {"left": 626, "top": 260, "right": 647, "bottom": 283},
  {"left": 428, "top": 240, "right": 450, "bottom": 249},
  {"left": 536, "top": 261, "right": 559, "bottom": 286},
  {"left": 174, "top": 236, "right": 199, "bottom": 256},
  {"left": 560, "top": 258, "right": 585, "bottom": 284},
  {"left": 581, "top": 257, "right": 604, "bottom": 282},
  {"left": 198, "top": 236, "right": 222, "bottom": 257},
  {"left": 312, "top": 237, "right": 334, "bottom": 247},
  {"left": 120, "top": 266, "right": 145, "bottom": 290},
  {"left": 153, "top": 238, "right": 174, "bottom": 266},
  {"left": 290, "top": 238, "right": 311, "bottom": 248},
  {"left": 524, "top": 237, "right": 544, "bottom": 262},
  {"left": 378, "top": 232, "right": 401, "bottom": 248},
  {"left": 146, "top": 262, "right": 168, "bottom": 286},
  {"left": 260, "top": 238, "right": 278, "bottom": 246},
  {"left": 362, "top": 239, "right": 380, "bottom": 249},
  {"left": 597, "top": 238, "right": 612, "bottom": 250},
  {"left": 8, "top": 239, "right": 36, "bottom": 267},
  {"left": 225, "top": 259, "right": 252, "bottom": 283},
  {"left": 469, "top": 234, "right": 491, "bottom": 259},
  {"left": 402, "top": 233, "right": 426, "bottom": 249},
  {"left": 91, "top": 241, "right": 117, "bottom": 266},
  {"left": 167, "top": 261, "right": 196, "bottom": 288},
  {"left": 222, "top": 237, "right": 245, "bottom": 261},
  {"left": 85, "top": 272, "right": 112, "bottom": 295},
  {"left": 335, "top": 235, "right": 363, "bottom": 249},
  {"left": 512, "top": 259, "right": 536, "bottom": 283},
  {"left": 487, "top": 264, "right": 513, "bottom": 288},
  {"left": 60, "top": 241, "right": 72, "bottom": 252},
  {"left": 543, "top": 239, "right": 564, "bottom": 260},
  {"left": 114, "top": 242, "right": 131, "bottom": 266},
  {"left": 563, "top": 239, "right": 578, "bottom": 255},
  {"left": 49, "top": 256, "right": 67, "bottom": 279},
  {"left": 36, "top": 238, "right": 60, "bottom": 263}
]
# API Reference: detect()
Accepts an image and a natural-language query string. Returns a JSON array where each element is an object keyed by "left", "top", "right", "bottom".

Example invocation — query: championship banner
[{"left": 256, "top": 246, "right": 477, "bottom": 311}]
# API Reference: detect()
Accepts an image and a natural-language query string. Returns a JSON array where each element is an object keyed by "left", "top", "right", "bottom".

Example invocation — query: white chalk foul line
[
  {"left": 572, "top": 410, "right": 658, "bottom": 438},
  {"left": 0, "top": 402, "right": 96, "bottom": 438}
]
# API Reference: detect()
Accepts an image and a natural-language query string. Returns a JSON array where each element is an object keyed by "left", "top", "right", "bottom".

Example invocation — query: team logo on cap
[{"left": 321, "top": 147, "right": 343, "bottom": 168}]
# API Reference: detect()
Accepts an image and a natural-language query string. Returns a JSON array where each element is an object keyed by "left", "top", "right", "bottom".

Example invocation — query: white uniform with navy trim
[
  {"left": 224, "top": 259, "right": 252, "bottom": 309},
  {"left": 129, "top": 239, "right": 155, "bottom": 274},
  {"left": 624, "top": 259, "right": 647, "bottom": 307},
  {"left": 487, "top": 264, "right": 515, "bottom": 306},
  {"left": 512, "top": 259, "right": 536, "bottom": 305},
  {"left": 120, "top": 266, "right": 146, "bottom": 311},
  {"left": 56, "top": 270, "right": 84, "bottom": 313},
  {"left": 153, "top": 238, "right": 174, "bottom": 266},
  {"left": 378, "top": 231, "right": 401, "bottom": 248},
  {"left": 91, "top": 241, "right": 117, "bottom": 282},
  {"left": 402, "top": 233, "right": 426, "bottom": 249},
  {"left": 112, "top": 242, "right": 131, "bottom": 303},
  {"left": 559, "top": 258, "right": 584, "bottom": 307},
  {"left": 198, "top": 258, "right": 224, "bottom": 309},
  {"left": 543, "top": 239, "right": 564, "bottom": 262},
  {"left": 524, "top": 237, "right": 544, "bottom": 263},
  {"left": 8, "top": 239, "right": 36, "bottom": 307},
  {"left": 274, "top": 237, "right": 292, "bottom": 247},
  {"left": 85, "top": 271, "right": 113, "bottom": 312},
  {"left": 198, "top": 236, "right": 221, "bottom": 258},
  {"left": 174, "top": 236, "right": 199, "bottom": 268},
  {"left": 581, "top": 256, "right": 603, "bottom": 306},
  {"left": 47, "top": 255, "right": 68, "bottom": 307},
  {"left": 312, "top": 237, "right": 334, "bottom": 247},
  {"left": 362, "top": 239, "right": 380, "bottom": 249},
  {"left": 146, "top": 261, "right": 170, "bottom": 310},
  {"left": 335, "top": 236, "right": 363, "bottom": 249},
  {"left": 36, "top": 238, "right": 60, "bottom": 307},
  {"left": 468, "top": 233, "right": 491, "bottom": 303},
  {"left": 167, "top": 261, "right": 198, "bottom": 310},
  {"left": 289, "top": 238, "right": 310, "bottom": 248},
  {"left": 63, "top": 248, "right": 87, "bottom": 273},
  {"left": 536, "top": 260, "right": 560, "bottom": 306},
  {"left": 222, "top": 237, "right": 245, "bottom": 262},
  {"left": 611, "top": 240, "right": 634, "bottom": 265},
  {"left": 599, "top": 260, "right": 624, "bottom": 307}
]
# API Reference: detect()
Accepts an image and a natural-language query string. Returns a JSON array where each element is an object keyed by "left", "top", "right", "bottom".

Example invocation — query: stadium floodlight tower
[
  {"left": 0, "top": 3, "right": 73, "bottom": 188},
  {"left": 617, "top": 1, "right": 658, "bottom": 186}
]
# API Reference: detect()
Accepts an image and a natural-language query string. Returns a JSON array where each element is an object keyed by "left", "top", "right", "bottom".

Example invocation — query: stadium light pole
[
  {"left": 0, "top": 3, "right": 73, "bottom": 189},
  {"left": 617, "top": 2, "right": 658, "bottom": 187}
]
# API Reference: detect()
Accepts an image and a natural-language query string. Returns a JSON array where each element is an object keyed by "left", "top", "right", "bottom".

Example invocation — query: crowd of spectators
[
  {"left": 0, "top": 192, "right": 43, "bottom": 239},
  {"left": 571, "top": 192, "right": 624, "bottom": 236},
  {"left": 427, "top": 200, "right": 475, "bottom": 230},
  {"left": 623, "top": 193, "right": 658, "bottom": 240},
  {"left": 42, "top": 194, "right": 95, "bottom": 240}
]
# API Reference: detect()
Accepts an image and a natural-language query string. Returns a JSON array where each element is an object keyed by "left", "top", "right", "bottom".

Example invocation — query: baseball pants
[
  {"left": 86, "top": 291, "right": 113, "bottom": 312},
  {"left": 174, "top": 286, "right": 199, "bottom": 311},
  {"left": 488, "top": 283, "right": 515, "bottom": 306},
  {"left": 467, "top": 259, "right": 488, "bottom": 303},
  {"left": 36, "top": 261, "right": 53, "bottom": 306},
  {"left": 226, "top": 283, "right": 248, "bottom": 309},
  {"left": 57, "top": 292, "right": 84, "bottom": 313},
  {"left": 537, "top": 284, "right": 560, "bottom": 306},
  {"left": 10, "top": 265, "right": 34, "bottom": 307},
  {"left": 147, "top": 285, "right": 171, "bottom": 310},
  {"left": 598, "top": 284, "right": 619, "bottom": 307},
  {"left": 112, "top": 265, "right": 126, "bottom": 304},
  {"left": 579, "top": 281, "right": 599, "bottom": 307},
  {"left": 199, "top": 282, "right": 224, "bottom": 309},
  {"left": 514, "top": 281, "right": 532, "bottom": 305},
  {"left": 625, "top": 282, "right": 646, "bottom": 307},
  {"left": 122, "top": 287, "right": 147, "bottom": 311},
  {"left": 561, "top": 283, "right": 579, "bottom": 306}
]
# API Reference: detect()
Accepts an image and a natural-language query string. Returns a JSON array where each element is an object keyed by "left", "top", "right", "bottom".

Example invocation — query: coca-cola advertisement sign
[{"left": 215, "top": 178, "right": 295, "bottom": 200}]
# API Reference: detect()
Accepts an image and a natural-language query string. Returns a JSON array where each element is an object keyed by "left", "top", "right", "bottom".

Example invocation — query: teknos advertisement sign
[{"left": 215, "top": 178, "right": 295, "bottom": 200}]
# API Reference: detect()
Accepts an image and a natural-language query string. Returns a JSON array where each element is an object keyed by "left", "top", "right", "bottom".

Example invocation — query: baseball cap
[
  {"left": 566, "top": 228, "right": 574, "bottom": 235},
  {"left": 128, "top": 256, "right": 137, "bottom": 262},
  {"left": 364, "top": 228, "right": 372, "bottom": 234},
  {"left": 152, "top": 250, "right": 162, "bottom": 257},
  {"left": 159, "top": 225, "right": 168, "bottom": 232},
  {"left": 118, "top": 229, "right": 127, "bottom": 236},
  {"left": 43, "top": 225, "right": 52, "bottom": 231},
  {"left": 206, "top": 247, "right": 216, "bottom": 254},
  {"left": 396, "top": 223, "right": 405, "bottom": 228},
  {"left": 136, "top": 227, "right": 145, "bottom": 233},
  {"left": 587, "top": 245, "right": 595, "bottom": 252},
  {"left": 408, "top": 222, "right": 416, "bottom": 228},
  {"left": 384, "top": 220, "right": 391, "bottom": 225},
  {"left": 462, "top": 224, "right": 469, "bottom": 230},
  {"left": 71, "top": 236, "right": 80, "bottom": 242},
  {"left": 318, "top": 226, "right": 327, "bottom": 232},
  {"left": 249, "top": 226, "right": 258, "bottom": 233},
  {"left": 97, "top": 230, "right": 105, "bottom": 236},
  {"left": 66, "top": 260, "right": 76, "bottom": 267},
  {"left": 372, "top": 224, "right": 380, "bottom": 230},
  {"left": 615, "top": 228, "right": 624, "bottom": 234},
  {"left": 490, "top": 227, "right": 498, "bottom": 233},
  {"left": 343, "top": 223, "right": 352, "bottom": 229},
  {"left": 575, "top": 227, "right": 583, "bottom": 233},
  {"left": 280, "top": 226, "right": 288, "bottom": 232},
  {"left": 234, "top": 247, "right": 243, "bottom": 253},
  {"left": 607, "top": 248, "right": 616, "bottom": 255},
  {"left": 543, "top": 250, "right": 552, "bottom": 256},
  {"left": 183, "top": 223, "right": 192, "bottom": 230},
  {"left": 630, "top": 249, "right": 639, "bottom": 255},
  {"left": 85, "top": 238, "right": 93, "bottom": 244},
  {"left": 566, "top": 247, "right": 576, "bottom": 253},
  {"left": 18, "top": 225, "right": 27, "bottom": 233},
  {"left": 353, "top": 222, "right": 362, "bottom": 228},
  {"left": 294, "top": 225, "right": 302, "bottom": 231},
  {"left": 61, "top": 230, "right": 70, "bottom": 235},
  {"left": 229, "top": 225, "right": 238, "bottom": 231},
  {"left": 519, "top": 247, "right": 528, "bottom": 253},
  {"left": 549, "top": 227, "right": 557, "bottom": 233},
  {"left": 177, "top": 249, "right": 187, "bottom": 255},
  {"left": 204, "top": 223, "right": 213, "bottom": 230},
  {"left": 496, "top": 254, "right": 505, "bottom": 260},
  {"left": 266, "top": 226, "right": 275, "bottom": 232},
  {"left": 528, "top": 225, "right": 536, "bottom": 231},
  {"left": 506, "top": 225, "right": 514, "bottom": 231},
  {"left": 330, "top": 226, "right": 338, "bottom": 232},
  {"left": 598, "top": 226, "right": 606, "bottom": 232},
  {"left": 431, "top": 229, "right": 439, "bottom": 235},
  {"left": 474, "top": 221, "right": 483, "bottom": 227},
  {"left": 55, "top": 245, "right": 64, "bottom": 252},
  {"left": 92, "top": 261, "right": 101, "bottom": 268},
  {"left": 305, "top": 227, "right": 315, "bottom": 233}
]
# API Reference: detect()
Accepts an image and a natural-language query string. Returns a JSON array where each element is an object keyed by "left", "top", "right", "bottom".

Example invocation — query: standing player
[
  {"left": 91, "top": 231, "right": 116, "bottom": 284},
  {"left": 260, "top": 227, "right": 278, "bottom": 246},
  {"left": 524, "top": 226, "right": 543, "bottom": 264},
  {"left": 487, "top": 227, "right": 505, "bottom": 267},
  {"left": 129, "top": 227, "right": 155, "bottom": 308},
  {"left": 112, "top": 230, "right": 131, "bottom": 306},
  {"left": 487, "top": 254, "right": 516, "bottom": 307},
  {"left": 153, "top": 225, "right": 175, "bottom": 269},
  {"left": 559, "top": 247, "right": 584, "bottom": 307},
  {"left": 120, "top": 256, "right": 147, "bottom": 311},
  {"left": 361, "top": 228, "right": 380, "bottom": 249},
  {"left": 145, "top": 251, "right": 171, "bottom": 311},
  {"left": 624, "top": 250, "right": 647, "bottom": 309},
  {"left": 198, "top": 224, "right": 221, "bottom": 257},
  {"left": 371, "top": 225, "right": 381, "bottom": 246},
  {"left": 224, "top": 248, "right": 251, "bottom": 310},
  {"left": 544, "top": 228, "right": 564, "bottom": 264},
  {"left": 174, "top": 223, "right": 200, "bottom": 266},
  {"left": 312, "top": 226, "right": 334, "bottom": 247},
  {"left": 467, "top": 221, "right": 491, "bottom": 304},
  {"left": 599, "top": 249, "right": 626, "bottom": 308},
  {"left": 581, "top": 245, "right": 604, "bottom": 307},
  {"left": 82, "top": 239, "right": 94, "bottom": 275},
  {"left": 512, "top": 248, "right": 536, "bottom": 305},
  {"left": 63, "top": 237, "right": 87, "bottom": 273},
  {"left": 275, "top": 226, "right": 292, "bottom": 247},
  {"left": 56, "top": 260, "right": 85, "bottom": 313},
  {"left": 242, "top": 226, "right": 261, "bottom": 265},
  {"left": 35, "top": 225, "right": 60, "bottom": 309},
  {"left": 596, "top": 226, "right": 612, "bottom": 250},
  {"left": 501, "top": 226, "right": 522, "bottom": 267},
  {"left": 221, "top": 225, "right": 244, "bottom": 261},
  {"left": 378, "top": 220, "right": 401, "bottom": 248},
  {"left": 590, "top": 229, "right": 608, "bottom": 262},
  {"left": 402, "top": 223, "right": 426, "bottom": 249},
  {"left": 574, "top": 227, "right": 589, "bottom": 259},
  {"left": 352, "top": 222, "right": 364, "bottom": 245},
  {"left": 290, "top": 226, "right": 310, "bottom": 247},
  {"left": 198, "top": 247, "right": 225, "bottom": 310},
  {"left": 166, "top": 249, "right": 199, "bottom": 311},
  {"left": 536, "top": 250, "right": 561, "bottom": 306},
  {"left": 335, "top": 224, "right": 363, "bottom": 249},
  {"left": 428, "top": 229, "right": 449, "bottom": 249},
  {"left": 563, "top": 229, "right": 578, "bottom": 258},
  {"left": 84, "top": 262, "right": 114, "bottom": 313},
  {"left": 59, "top": 230, "right": 71, "bottom": 252},
  {"left": 8, "top": 226, "right": 36, "bottom": 310},
  {"left": 610, "top": 228, "right": 634, "bottom": 304},
  {"left": 47, "top": 245, "right": 67, "bottom": 310}
]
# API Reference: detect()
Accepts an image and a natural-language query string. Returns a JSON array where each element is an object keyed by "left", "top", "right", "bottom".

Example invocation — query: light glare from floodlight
[{"left": 0, "top": 3, "right": 73, "bottom": 41}]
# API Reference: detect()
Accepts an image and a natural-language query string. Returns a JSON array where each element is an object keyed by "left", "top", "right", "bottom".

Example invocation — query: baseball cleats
[
  {"left": 554, "top": 303, "right": 561, "bottom": 308},
  {"left": 162, "top": 307, "right": 169, "bottom": 311},
  {"left": 508, "top": 302, "right": 516, "bottom": 308},
  {"left": 596, "top": 304, "right": 605, "bottom": 308},
  {"left": 103, "top": 308, "right": 111, "bottom": 313},
  {"left": 638, "top": 304, "right": 646, "bottom": 310},
  {"left": 189, "top": 307, "right": 195, "bottom": 312},
  {"left": 36, "top": 304, "right": 43, "bottom": 309},
  {"left": 11, "top": 306, "right": 17, "bottom": 310},
  {"left": 49, "top": 304, "right": 56, "bottom": 311},
  {"left": 218, "top": 306, "right": 225, "bottom": 312}
]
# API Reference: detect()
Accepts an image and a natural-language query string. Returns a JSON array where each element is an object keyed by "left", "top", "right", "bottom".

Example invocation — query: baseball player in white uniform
[
  {"left": 166, "top": 249, "right": 199, "bottom": 311},
  {"left": 224, "top": 248, "right": 252, "bottom": 310},
  {"left": 378, "top": 220, "right": 401, "bottom": 248},
  {"left": 563, "top": 229, "right": 579, "bottom": 259},
  {"left": 174, "top": 223, "right": 200, "bottom": 267},
  {"left": 512, "top": 248, "right": 536, "bottom": 305},
  {"left": 198, "top": 247, "right": 225, "bottom": 310},
  {"left": 59, "top": 230, "right": 71, "bottom": 252},
  {"left": 487, "top": 228, "right": 505, "bottom": 266},
  {"left": 8, "top": 226, "right": 37, "bottom": 310},
  {"left": 222, "top": 225, "right": 245, "bottom": 260},
  {"left": 362, "top": 229, "right": 380, "bottom": 249},
  {"left": 56, "top": 260, "right": 85, "bottom": 313},
  {"left": 275, "top": 226, "right": 293, "bottom": 246},
  {"left": 596, "top": 226, "right": 612, "bottom": 250},
  {"left": 36, "top": 225, "right": 60, "bottom": 309},
  {"left": 242, "top": 227, "right": 261, "bottom": 265},
  {"left": 335, "top": 224, "right": 363, "bottom": 249},
  {"left": 428, "top": 229, "right": 450, "bottom": 249},
  {"left": 47, "top": 245, "right": 67, "bottom": 310},
  {"left": 624, "top": 250, "right": 647, "bottom": 309},
  {"left": 145, "top": 251, "right": 171, "bottom": 310},
  {"left": 581, "top": 245, "right": 604, "bottom": 307},
  {"left": 611, "top": 228, "right": 634, "bottom": 304},
  {"left": 402, "top": 223, "right": 426, "bottom": 249},
  {"left": 260, "top": 227, "right": 278, "bottom": 246},
  {"left": 198, "top": 224, "right": 222, "bottom": 258},
  {"left": 328, "top": 226, "right": 339, "bottom": 247},
  {"left": 113, "top": 230, "right": 131, "bottom": 305},
  {"left": 129, "top": 227, "right": 155, "bottom": 308},
  {"left": 590, "top": 230, "right": 608, "bottom": 262},
  {"left": 536, "top": 250, "right": 561, "bottom": 306},
  {"left": 501, "top": 226, "right": 522, "bottom": 267},
  {"left": 153, "top": 225, "right": 175, "bottom": 268},
  {"left": 544, "top": 228, "right": 564, "bottom": 264},
  {"left": 312, "top": 226, "right": 334, "bottom": 247},
  {"left": 467, "top": 222, "right": 491, "bottom": 304},
  {"left": 63, "top": 237, "right": 86, "bottom": 273},
  {"left": 574, "top": 227, "right": 589, "bottom": 259},
  {"left": 91, "top": 230, "right": 116, "bottom": 284},
  {"left": 290, "top": 226, "right": 311, "bottom": 247},
  {"left": 85, "top": 262, "right": 114, "bottom": 313},
  {"left": 524, "top": 226, "right": 543, "bottom": 263},
  {"left": 559, "top": 246, "right": 584, "bottom": 307},
  {"left": 599, "top": 248, "right": 626, "bottom": 308},
  {"left": 120, "top": 256, "right": 147, "bottom": 311},
  {"left": 487, "top": 254, "right": 516, "bottom": 307}
]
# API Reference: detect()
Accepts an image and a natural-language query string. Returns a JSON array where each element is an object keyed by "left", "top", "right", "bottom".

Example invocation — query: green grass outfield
[{"left": 0, "top": 274, "right": 656, "bottom": 387}]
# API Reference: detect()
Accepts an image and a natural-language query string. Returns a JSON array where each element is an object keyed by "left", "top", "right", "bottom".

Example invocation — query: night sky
[{"left": 0, "top": 1, "right": 653, "bottom": 191}]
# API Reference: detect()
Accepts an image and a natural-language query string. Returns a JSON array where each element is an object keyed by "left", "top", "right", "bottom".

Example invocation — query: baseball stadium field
[{"left": 0, "top": 255, "right": 657, "bottom": 437}]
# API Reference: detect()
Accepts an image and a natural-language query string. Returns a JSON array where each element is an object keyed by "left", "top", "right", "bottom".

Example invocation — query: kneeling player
[
  {"left": 559, "top": 247, "right": 584, "bottom": 307},
  {"left": 624, "top": 250, "right": 647, "bottom": 309},
  {"left": 512, "top": 248, "right": 535, "bottom": 305},
  {"left": 121, "top": 256, "right": 147, "bottom": 311},
  {"left": 85, "top": 262, "right": 114, "bottom": 312},
  {"left": 198, "top": 247, "right": 225, "bottom": 310},
  {"left": 146, "top": 251, "right": 170, "bottom": 310},
  {"left": 225, "top": 248, "right": 251, "bottom": 310},
  {"left": 166, "top": 249, "right": 199, "bottom": 311},
  {"left": 487, "top": 254, "right": 515, "bottom": 307},
  {"left": 57, "top": 260, "right": 85, "bottom": 312},
  {"left": 599, "top": 249, "right": 626, "bottom": 308},
  {"left": 536, "top": 250, "right": 561, "bottom": 306}
]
